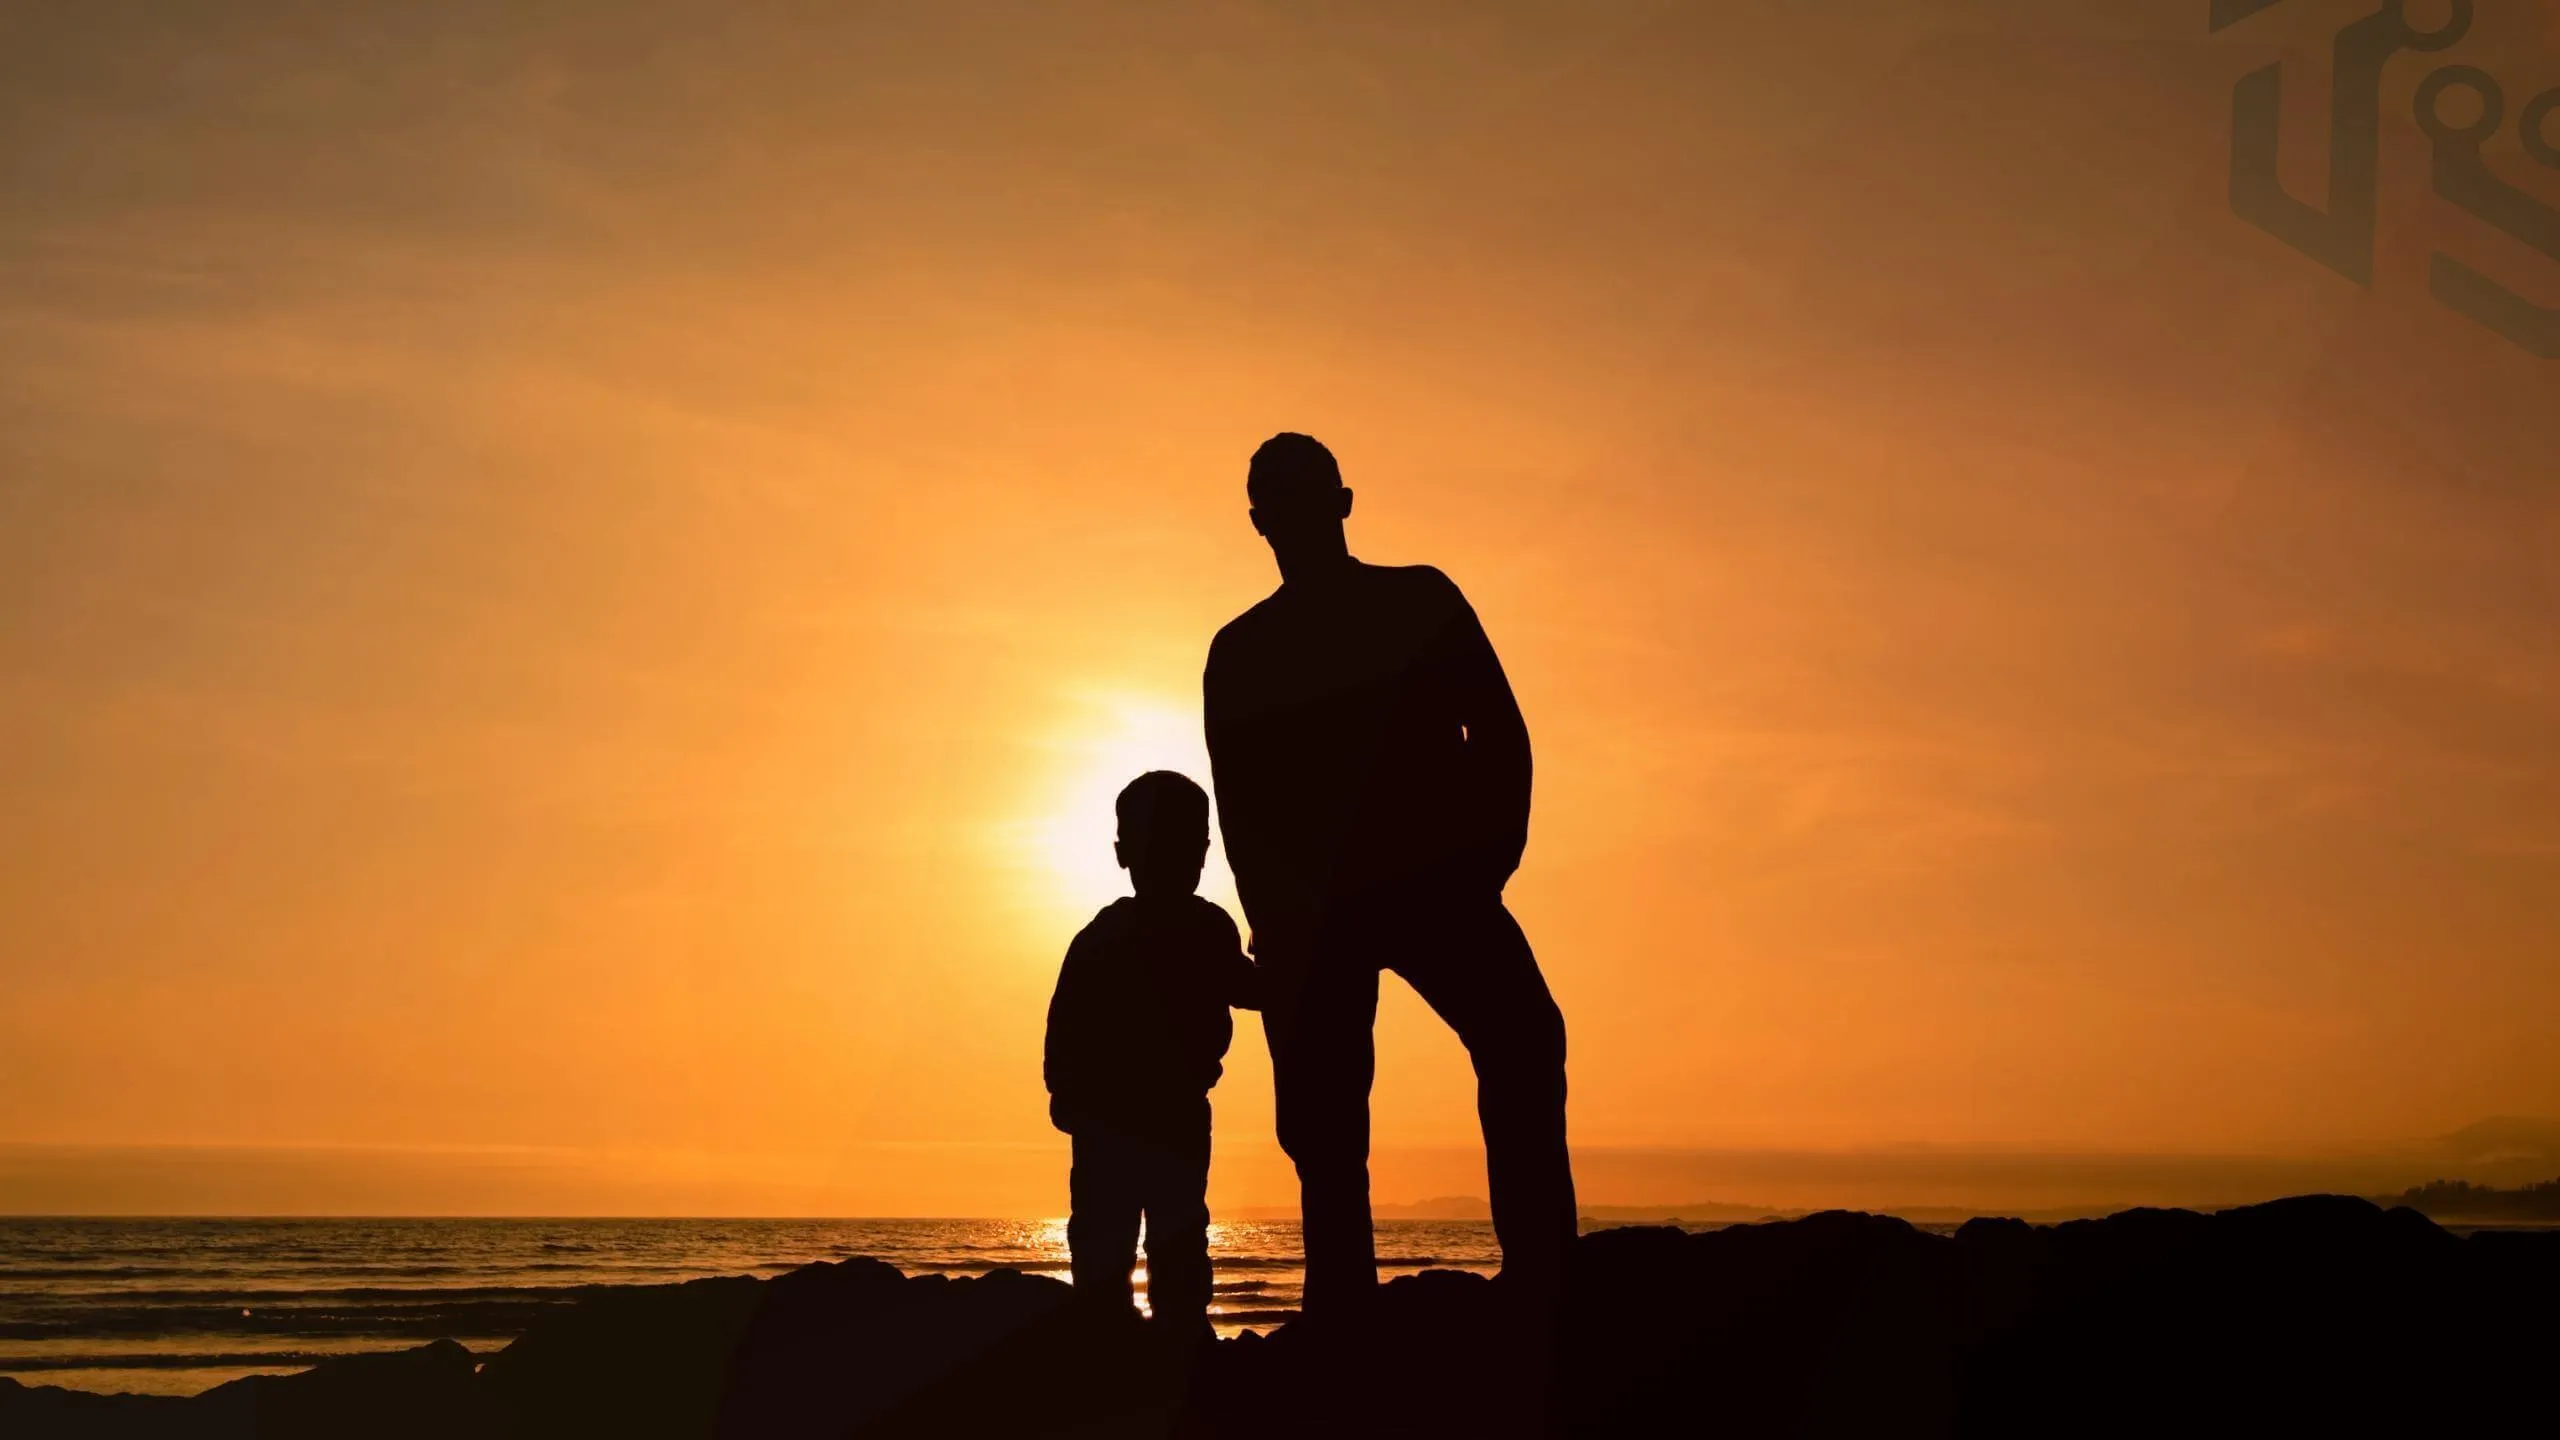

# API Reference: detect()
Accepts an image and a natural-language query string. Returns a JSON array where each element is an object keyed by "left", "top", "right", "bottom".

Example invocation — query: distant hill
[
  {"left": 1376, "top": 1195, "right": 1488, "bottom": 1220},
  {"left": 2436, "top": 1117, "right": 2560, "bottom": 1164}
]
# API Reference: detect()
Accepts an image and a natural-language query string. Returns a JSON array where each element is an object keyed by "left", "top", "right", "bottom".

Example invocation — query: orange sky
[{"left": 3, "top": 0, "right": 2555, "bottom": 1215}]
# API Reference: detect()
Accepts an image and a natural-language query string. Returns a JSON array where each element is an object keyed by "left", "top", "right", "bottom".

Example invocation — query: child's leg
[
  {"left": 1138, "top": 1112, "right": 1215, "bottom": 1325},
  {"left": 1067, "top": 1130, "right": 1142, "bottom": 1312}
]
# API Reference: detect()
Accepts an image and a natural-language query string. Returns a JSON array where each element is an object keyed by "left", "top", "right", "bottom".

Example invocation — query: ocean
[{"left": 0, "top": 1217, "right": 1504, "bottom": 1397}]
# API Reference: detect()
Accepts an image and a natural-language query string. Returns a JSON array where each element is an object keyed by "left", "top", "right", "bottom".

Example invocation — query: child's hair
[{"left": 1116, "top": 770, "right": 1210, "bottom": 847}]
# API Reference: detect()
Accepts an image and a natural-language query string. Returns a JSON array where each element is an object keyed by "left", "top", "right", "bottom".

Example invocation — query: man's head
[
  {"left": 1114, "top": 770, "right": 1211, "bottom": 898},
  {"left": 1247, "top": 432, "right": 1354, "bottom": 574}
]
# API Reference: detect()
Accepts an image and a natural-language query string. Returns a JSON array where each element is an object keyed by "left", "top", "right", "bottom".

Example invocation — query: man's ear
[
  {"left": 1337, "top": 487, "right": 1355, "bottom": 520},
  {"left": 1248, "top": 506, "right": 1272, "bottom": 538},
  {"left": 1113, "top": 839, "right": 1130, "bottom": 871}
]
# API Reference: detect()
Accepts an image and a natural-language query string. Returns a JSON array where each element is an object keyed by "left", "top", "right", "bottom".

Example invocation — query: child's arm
[{"left": 1043, "top": 930, "right": 1098, "bottom": 1133}]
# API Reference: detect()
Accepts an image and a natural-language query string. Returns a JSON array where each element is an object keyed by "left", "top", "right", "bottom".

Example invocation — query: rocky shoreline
[{"left": 9, "top": 1194, "right": 2553, "bottom": 1437}]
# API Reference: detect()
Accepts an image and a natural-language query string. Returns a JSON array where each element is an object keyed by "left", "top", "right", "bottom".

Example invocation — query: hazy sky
[{"left": 3, "top": 0, "right": 2555, "bottom": 1214}]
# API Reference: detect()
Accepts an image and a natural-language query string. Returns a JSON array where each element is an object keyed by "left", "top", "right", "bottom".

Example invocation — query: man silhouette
[{"left": 1205, "top": 432, "right": 1575, "bottom": 1316}]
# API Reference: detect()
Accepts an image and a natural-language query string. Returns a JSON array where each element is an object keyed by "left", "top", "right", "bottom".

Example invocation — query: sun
[{"left": 1015, "top": 691, "right": 1241, "bottom": 924}]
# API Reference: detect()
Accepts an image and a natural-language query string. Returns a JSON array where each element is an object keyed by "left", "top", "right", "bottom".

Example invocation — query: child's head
[{"left": 1114, "top": 770, "right": 1211, "bottom": 898}]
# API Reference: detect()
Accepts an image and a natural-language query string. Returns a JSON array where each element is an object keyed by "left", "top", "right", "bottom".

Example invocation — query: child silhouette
[{"left": 1043, "top": 770, "right": 1258, "bottom": 1332}]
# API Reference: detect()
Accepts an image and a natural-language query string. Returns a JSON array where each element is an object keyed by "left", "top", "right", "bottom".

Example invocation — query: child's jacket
[{"left": 1044, "top": 895, "right": 1256, "bottom": 1133}]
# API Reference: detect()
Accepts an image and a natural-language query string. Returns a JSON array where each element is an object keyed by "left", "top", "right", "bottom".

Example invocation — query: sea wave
[
  {"left": 0, "top": 1347, "right": 502, "bottom": 1373},
  {"left": 1208, "top": 1308, "right": 1301, "bottom": 1326},
  {"left": 11, "top": 1284, "right": 600, "bottom": 1304}
]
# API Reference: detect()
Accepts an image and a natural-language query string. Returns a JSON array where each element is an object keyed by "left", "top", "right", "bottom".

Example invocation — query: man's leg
[
  {"left": 1067, "top": 1130, "right": 1142, "bottom": 1314},
  {"left": 1138, "top": 1107, "right": 1215, "bottom": 1328},
  {"left": 1390, "top": 902, "right": 1576, "bottom": 1295},
  {"left": 1261, "top": 948, "right": 1382, "bottom": 1316}
]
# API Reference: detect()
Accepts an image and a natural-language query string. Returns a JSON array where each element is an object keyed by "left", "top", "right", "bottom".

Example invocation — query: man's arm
[
  {"left": 1204, "top": 631, "right": 1308, "bottom": 948},
  {"left": 1201, "top": 635, "right": 1249, "bottom": 905},
  {"left": 1435, "top": 582, "right": 1532, "bottom": 888}
]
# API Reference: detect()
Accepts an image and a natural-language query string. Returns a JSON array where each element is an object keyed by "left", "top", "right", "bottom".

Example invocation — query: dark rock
[
  {"left": 1210, "top": 1265, "right": 1539, "bottom": 1440},
  {"left": 852, "top": 1286, "right": 1182, "bottom": 1439},
  {"left": 0, "top": 1340, "right": 479, "bottom": 1440},
  {"left": 0, "top": 1377, "right": 188, "bottom": 1440},
  {"left": 717, "top": 1263, "right": 1075, "bottom": 1438},
  {"left": 470, "top": 1257, "right": 1082, "bottom": 1438},
  {"left": 479, "top": 1274, "right": 765, "bottom": 1440},
  {"left": 1961, "top": 1196, "right": 2518, "bottom": 1436},
  {"left": 192, "top": 1338, "right": 482, "bottom": 1439}
]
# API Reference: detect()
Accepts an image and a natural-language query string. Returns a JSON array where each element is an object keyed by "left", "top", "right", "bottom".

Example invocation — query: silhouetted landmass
[
  {"left": 2385, "top": 1175, "right": 2560, "bottom": 1222},
  {"left": 1388, "top": 1194, "right": 1487, "bottom": 1219},
  {"left": 9, "top": 1196, "right": 2555, "bottom": 1437},
  {"left": 1295, "top": 1194, "right": 2435, "bottom": 1225},
  {"left": 1574, "top": 1202, "right": 2125, "bottom": 1225},
  {"left": 1574, "top": 1201, "right": 2148, "bottom": 1225}
]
